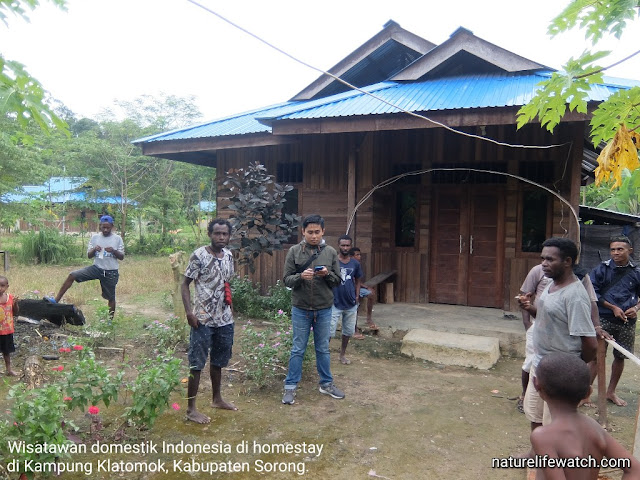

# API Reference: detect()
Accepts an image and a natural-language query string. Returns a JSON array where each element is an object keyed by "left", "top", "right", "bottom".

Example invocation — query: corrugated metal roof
[
  {"left": 134, "top": 102, "right": 300, "bottom": 143},
  {"left": 135, "top": 72, "right": 638, "bottom": 144},
  {"left": 269, "top": 73, "right": 625, "bottom": 121}
]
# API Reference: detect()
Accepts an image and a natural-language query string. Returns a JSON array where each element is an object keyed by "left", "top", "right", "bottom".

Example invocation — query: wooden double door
[{"left": 429, "top": 186, "right": 504, "bottom": 308}]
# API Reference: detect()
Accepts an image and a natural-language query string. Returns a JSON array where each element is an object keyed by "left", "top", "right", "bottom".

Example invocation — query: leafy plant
[
  {"left": 59, "top": 345, "right": 125, "bottom": 412},
  {"left": 239, "top": 309, "right": 313, "bottom": 389},
  {"left": 17, "top": 228, "right": 80, "bottom": 264},
  {"left": 0, "top": 383, "right": 70, "bottom": 480},
  {"left": 147, "top": 314, "right": 187, "bottom": 351},
  {"left": 597, "top": 167, "right": 640, "bottom": 214},
  {"left": 222, "top": 162, "right": 301, "bottom": 272},
  {"left": 264, "top": 280, "right": 292, "bottom": 313},
  {"left": 230, "top": 277, "right": 292, "bottom": 320},
  {"left": 517, "top": 0, "right": 640, "bottom": 190},
  {"left": 88, "top": 305, "right": 120, "bottom": 341},
  {"left": 230, "top": 275, "right": 264, "bottom": 319},
  {"left": 124, "top": 355, "right": 182, "bottom": 429}
]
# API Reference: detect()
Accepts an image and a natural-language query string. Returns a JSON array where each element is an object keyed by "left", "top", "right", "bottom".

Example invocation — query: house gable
[
  {"left": 392, "top": 27, "right": 549, "bottom": 81},
  {"left": 290, "top": 20, "right": 435, "bottom": 101}
]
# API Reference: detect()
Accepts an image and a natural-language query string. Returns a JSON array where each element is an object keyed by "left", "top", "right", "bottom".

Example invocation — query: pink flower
[
  {"left": 277, "top": 309, "right": 284, "bottom": 315},
  {"left": 171, "top": 403, "right": 180, "bottom": 411},
  {"left": 64, "top": 397, "right": 72, "bottom": 402},
  {"left": 52, "top": 365, "right": 64, "bottom": 371},
  {"left": 59, "top": 347, "right": 66, "bottom": 353},
  {"left": 88, "top": 406, "right": 100, "bottom": 415},
  {"left": 73, "top": 345, "right": 84, "bottom": 351},
  {"left": 273, "top": 342, "right": 281, "bottom": 348},
  {"left": 258, "top": 343, "right": 265, "bottom": 348}
]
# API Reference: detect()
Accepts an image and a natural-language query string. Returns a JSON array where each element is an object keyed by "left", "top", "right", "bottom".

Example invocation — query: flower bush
[
  {"left": 239, "top": 309, "right": 314, "bottom": 389},
  {"left": 147, "top": 314, "right": 187, "bottom": 351},
  {"left": 60, "top": 344, "right": 124, "bottom": 412},
  {"left": 0, "top": 383, "right": 71, "bottom": 480},
  {"left": 124, "top": 355, "right": 182, "bottom": 429}
]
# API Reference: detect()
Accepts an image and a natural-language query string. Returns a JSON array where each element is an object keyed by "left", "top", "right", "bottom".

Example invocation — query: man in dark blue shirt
[
  {"left": 329, "top": 235, "right": 363, "bottom": 365},
  {"left": 589, "top": 235, "right": 640, "bottom": 407}
]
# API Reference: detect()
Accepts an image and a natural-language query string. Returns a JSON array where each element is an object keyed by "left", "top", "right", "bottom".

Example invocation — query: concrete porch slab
[
  {"left": 401, "top": 328, "right": 501, "bottom": 370},
  {"left": 358, "top": 302, "right": 525, "bottom": 357}
]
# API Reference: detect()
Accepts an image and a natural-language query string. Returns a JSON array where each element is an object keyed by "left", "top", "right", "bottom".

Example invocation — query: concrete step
[{"left": 400, "top": 328, "right": 501, "bottom": 370}]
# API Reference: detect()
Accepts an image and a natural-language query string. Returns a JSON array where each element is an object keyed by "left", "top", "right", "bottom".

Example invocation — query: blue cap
[{"left": 100, "top": 215, "right": 114, "bottom": 224}]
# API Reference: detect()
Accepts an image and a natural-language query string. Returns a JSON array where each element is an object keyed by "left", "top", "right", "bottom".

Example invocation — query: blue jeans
[{"left": 284, "top": 306, "right": 333, "bottom": 388}]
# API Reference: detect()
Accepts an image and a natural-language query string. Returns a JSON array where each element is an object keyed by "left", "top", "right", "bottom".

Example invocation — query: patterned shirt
[
  {"left": 0, "top": 293, "right": 15, "bottom": 335},
  {"left": 184, "top": 246, "right": 234, "bottom": 327}
]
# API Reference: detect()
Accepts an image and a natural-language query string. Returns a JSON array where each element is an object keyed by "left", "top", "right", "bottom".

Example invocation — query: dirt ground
[{"left": 4, "top": 302, "right": 640, "bottom": 480}]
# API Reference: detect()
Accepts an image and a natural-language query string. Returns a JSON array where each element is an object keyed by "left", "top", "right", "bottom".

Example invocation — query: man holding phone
[{"left": 282, "top": 214, "right": 344, "bottom": 405}]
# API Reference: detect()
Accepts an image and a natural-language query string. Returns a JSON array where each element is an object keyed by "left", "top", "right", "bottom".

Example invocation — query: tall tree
[
  {"left": 0, "top": 0, "right": 69, "bottom": 137},
  {"left": 517, "top": 0, "right": 640, "bottom": 189}
]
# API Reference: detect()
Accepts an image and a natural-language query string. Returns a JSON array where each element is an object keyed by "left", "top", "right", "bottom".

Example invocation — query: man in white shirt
[{"left": 50, "top": 215, "right": 124, "bottom": 317}]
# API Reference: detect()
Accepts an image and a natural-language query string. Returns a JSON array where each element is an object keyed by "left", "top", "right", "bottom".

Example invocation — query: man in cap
[{"left": 50, "top": 215, "right": 125, "bottom": 317}]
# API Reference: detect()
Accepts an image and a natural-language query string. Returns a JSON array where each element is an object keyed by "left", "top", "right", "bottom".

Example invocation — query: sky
[{"left": 1, "top": 0, "right": 639, "bottom": 123}]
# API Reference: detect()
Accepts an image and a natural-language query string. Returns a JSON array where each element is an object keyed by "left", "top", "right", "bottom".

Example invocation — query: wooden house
[{"left": 134, "top": 21, "right": 638, "bottom": 312}]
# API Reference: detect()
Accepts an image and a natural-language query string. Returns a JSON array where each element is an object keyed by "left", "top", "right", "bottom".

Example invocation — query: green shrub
[
  {"left": 17, "top": 228, "right": 81, "bottom": 264},
  {"left": 124, "top": 355, "right": 182, "bottom": 429},
  {"left": 264, "top": 280, "right": 291, "bottom": 313},
  {"left": 126, "top": 233, "right": 199, "bottom": 256},
  {"left": 147, "top": 314, "right": 187, "bottom": 351},
  {"left": 240, "top": 310, "right": 294, "bottom": 388},
  {"left": 231, "top": 277, "right": 292, "bottom": 320},
  {"left": 230, "top": 275, "right": 264, "bottom": 318}
]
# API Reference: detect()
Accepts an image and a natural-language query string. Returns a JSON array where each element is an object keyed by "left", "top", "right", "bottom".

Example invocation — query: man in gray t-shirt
[
  {"left": 518, "top": 238, "right": 596, "bottom": 455},
  {"left": 51, "top": 215, "right": 125, "bottom": 317}
]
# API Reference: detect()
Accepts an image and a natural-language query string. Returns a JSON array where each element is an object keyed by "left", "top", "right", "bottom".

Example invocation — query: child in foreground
[
  {"left": 0, "top": 275, "right": 19, "bottom": 376},
  {"left": 531, "top": 352, "right": 640, "bottom": 479}
]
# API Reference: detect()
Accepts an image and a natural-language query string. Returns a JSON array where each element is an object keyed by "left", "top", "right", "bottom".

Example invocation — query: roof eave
[{"left": 290, "top": 20, "right": 435, "bottom": 101}]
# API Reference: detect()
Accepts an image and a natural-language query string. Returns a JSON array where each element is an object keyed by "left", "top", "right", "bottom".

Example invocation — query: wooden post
[
  {"left": 597, "top": 337, "right": 608, "bottom": 428},
  {"left": 169, "top": 251, "right": 186, "bottom": 320}
]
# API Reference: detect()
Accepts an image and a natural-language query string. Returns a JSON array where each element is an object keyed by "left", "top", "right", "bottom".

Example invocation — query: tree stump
[
  {"left": 23, "top": 355, "right": 45, "bottom": 390},
  {"left": 169, "top": 251, "right": 186, "bottom": 320}
]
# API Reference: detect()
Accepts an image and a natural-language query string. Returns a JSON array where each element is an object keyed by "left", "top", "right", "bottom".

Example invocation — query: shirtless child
[{"left": 531, "top": 352, "right": 640, "bottom": 480}]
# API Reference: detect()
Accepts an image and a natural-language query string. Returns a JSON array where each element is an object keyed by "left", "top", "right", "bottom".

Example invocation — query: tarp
[
  {"left": 580, "top": 224, "right": 640, "bottom": 272},
  {"left": 17, "top": 299, "right": 86, "bottom": 326}
]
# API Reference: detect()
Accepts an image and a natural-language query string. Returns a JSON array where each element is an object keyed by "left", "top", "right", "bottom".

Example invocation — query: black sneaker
[
  {"left": 319, "top": 383, "right": 345, "bottom": 399},
  {"left": 282, "top": 388, "right": 296, "bottom": 405}
]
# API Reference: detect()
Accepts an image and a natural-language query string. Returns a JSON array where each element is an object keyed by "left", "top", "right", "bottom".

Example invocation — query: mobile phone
[{"left": 314, "top": 266, "right": 324, "bottom": 271}]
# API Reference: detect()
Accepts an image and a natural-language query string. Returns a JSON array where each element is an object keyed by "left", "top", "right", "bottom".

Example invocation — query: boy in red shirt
[{"left": 0, "top": 275, "right": 19, "bottom": 376}]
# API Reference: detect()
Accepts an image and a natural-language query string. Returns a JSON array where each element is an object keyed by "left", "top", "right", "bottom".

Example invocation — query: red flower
[
  {"left": 88, "top": 406, "right": 100, "bottom": 415},
  {"left": 52, "top": 366, "right": 64, "bottom": 371},
  {"left": 59, "top": 347, "right": 66, "bottom": 353},
  {"left": 73, "top": 345, "right": 84, "bottom": 351},
  {"left": 171, "top": 403, "right": 180, "bottom": 411},
  {"left": 64, "top": 397, "right": 72, "bottom": 402}
]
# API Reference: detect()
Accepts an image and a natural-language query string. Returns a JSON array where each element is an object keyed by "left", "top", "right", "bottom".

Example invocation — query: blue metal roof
[
  {"left": 134, "top": 102, "right": 302, "bottom": 143},
  {"left": 134, "top": 72, "right": 638, "bottom": 144},
  {"left": 1, "top": 177, "right": 124, "bottom": 205}
]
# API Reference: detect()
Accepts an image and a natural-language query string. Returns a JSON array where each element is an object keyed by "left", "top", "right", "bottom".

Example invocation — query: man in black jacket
[
  {"left": 589, "top": 235, "right": 640, "bottom": 407},
  {"left": 281, "top": 214, "right": 344, "bottom": 405}
]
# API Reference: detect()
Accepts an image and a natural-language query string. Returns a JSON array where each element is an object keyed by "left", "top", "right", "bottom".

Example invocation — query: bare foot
[
  {"left": 212, "top": 399, "right": 238, "bottom": 411},
  {"left": 340, "top": 356, "right": 351, "bottom": 365},
  {"left": 6, "top": 369, "right": 18, "bottom": 377},
  {"left": 579, "top": 397, "right": 596, "bottom": 408},
  {"left": 186, "top": 408, "right": 211, "bottom": 424},
  {"left": 607, "top": 393, "right": 627, "bottom": 407}
]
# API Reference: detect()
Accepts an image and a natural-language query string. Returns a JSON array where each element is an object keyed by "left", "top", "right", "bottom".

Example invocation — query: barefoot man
[
  {"left": 182, "top": 218, "right": 237, "bottom": 423},
  {"left": 589, "top": 235, "right": 640, "bottom": 407}
]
